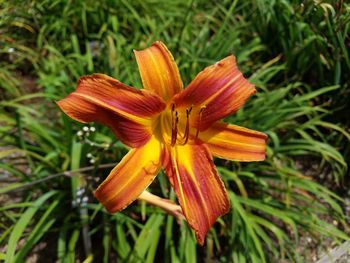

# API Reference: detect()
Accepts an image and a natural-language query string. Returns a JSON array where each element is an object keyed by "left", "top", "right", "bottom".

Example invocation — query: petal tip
[
  {"left": 194, "top": 201, "right": 230, "bottom": 246},
  {"left": 55, "top": 99, "right": 62, "bottom": 107},
  {"left": 134, "top": 40, "right": 183, "bottom": 100},
  {"left": 55, "top": 99, "right": 67, "bottom": 114},
  {"left": 152, "top": 40, "right": 165, "bottom": 47}
]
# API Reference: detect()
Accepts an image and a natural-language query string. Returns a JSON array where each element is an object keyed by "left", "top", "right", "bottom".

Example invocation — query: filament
[
  {"left": 171, "top": 104, "right": 178, "bottom": 146},
  {"left": 178, "top": 107, "right": 192, "bottom": 145},
  {"left": 195, "top": 106, "right": 206, "bottom": 140}
]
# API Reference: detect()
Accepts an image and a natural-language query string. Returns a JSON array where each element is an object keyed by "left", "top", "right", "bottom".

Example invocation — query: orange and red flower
[{"left": 57, "top": 41, "right": 266, "bottom": 245}]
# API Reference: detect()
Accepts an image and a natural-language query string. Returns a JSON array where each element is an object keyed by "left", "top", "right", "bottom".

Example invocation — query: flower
[{"left": 57, "top": 41, "right": 267, "bottom": 245}]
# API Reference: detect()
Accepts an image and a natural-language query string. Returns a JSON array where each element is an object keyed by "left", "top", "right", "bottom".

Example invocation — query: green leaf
[{"left": 5, "top": 191, "right": 57, "bottom": 263}]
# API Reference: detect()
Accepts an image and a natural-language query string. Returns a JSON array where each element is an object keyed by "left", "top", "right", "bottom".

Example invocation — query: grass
[{"left": 0, "top": 0, "right": 349, "bottom": 262}]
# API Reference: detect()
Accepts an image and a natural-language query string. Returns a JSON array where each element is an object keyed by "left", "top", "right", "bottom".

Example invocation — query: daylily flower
[{"left": 57, "top": 41, "right": 266, "bottom": 245}]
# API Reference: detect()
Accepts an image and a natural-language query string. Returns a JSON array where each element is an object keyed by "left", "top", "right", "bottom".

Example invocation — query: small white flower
[
  {"left": 86, "top": 153, "right": 93, "bottom": 158},
  {"left": 89, "top": 127, "right": 96, "bottom": 132},
  {"left": 83, "top": 126, "right": 89, "bottom": 132},
  {"left": 8, "top": 47, "right": 15, "bottom": 53},
  {"left": 76, "top": 188, "right": 84, "bottom": 196},
  {"left": 103, "top": 143, "right": 110, "bottom": 150},
  {"left": 77, "top": 130, "right": 83, "bottom": 137},
  {"left": 90, "top": 159, "right": 95, "bottom": 164}
]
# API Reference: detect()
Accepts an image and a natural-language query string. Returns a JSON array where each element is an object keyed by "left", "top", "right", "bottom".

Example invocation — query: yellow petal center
[{"left": 153, "top": 103, "right": 202, "bottom": 146}]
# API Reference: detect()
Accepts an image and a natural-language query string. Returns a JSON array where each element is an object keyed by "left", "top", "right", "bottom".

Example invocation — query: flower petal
[
  {"left": 163, "top": 144, "right": 230, "bottom": 245},
  {"left": 94, "top": 137, "right": 162, "bottom": 213},
  {"left": 173, "top": 56, "right": 255, "bottom": 130},
  {"left": 199, "top": 122, "right": 267, "bottom": 161},
  {"left": 57, "top": 96, "right": 150, "bottom": 147},
  {"left": 57, "top": 74, "right": 166, "bottom": 147},
  {"left": 70, "top": 74, "right": 165, "bottom": 123},
  {"left": 134, "top": 41, "right": 183, "bottom": 101}
]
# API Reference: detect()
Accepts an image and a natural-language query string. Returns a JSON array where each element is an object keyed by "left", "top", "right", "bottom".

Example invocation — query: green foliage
[{"left": 0, "top": 0, "right": 349, "bottom": 262}]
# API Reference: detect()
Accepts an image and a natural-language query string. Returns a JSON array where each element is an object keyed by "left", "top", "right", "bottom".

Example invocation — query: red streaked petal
[
  {"left": 57, "top": 74, "right": 166, "bottom": 147},
  {"left": 199, "top": 122, "right": 267, "bottom": 161},
  {"left": 134, "top": 41, "right": 183, "bottom": 101},
  {"left": 163, "top": 144, "right": 230, "bottom": 245},
  {"left": 173, "top": 56, "right": 255, "bottom": 130},
  {"left": 74, "top": 74, "right": 165, "bottom": 122},
  {"left": 94, "top": 137, "right": 162, "bottom": 213},
  {"left": 57, "top": 96, "right": 151, "bottom": 147}
]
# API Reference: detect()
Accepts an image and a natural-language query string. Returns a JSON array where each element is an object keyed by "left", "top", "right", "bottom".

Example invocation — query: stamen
[
  {"left": 195, "top": 106, "right": 206, "bottom": 140},
  {"left": 182, "top": 107, "right": 193, "bottom": 145},
  {"left": 171, "top": 105, "right": 178, "bottom": 146}
]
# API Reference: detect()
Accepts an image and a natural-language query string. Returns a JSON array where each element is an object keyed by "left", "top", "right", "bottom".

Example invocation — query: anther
[{"left": 187, "top": 106, "right": 193, "bottom": 115}]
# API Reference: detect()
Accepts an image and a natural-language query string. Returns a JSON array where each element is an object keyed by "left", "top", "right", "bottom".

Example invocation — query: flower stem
[{"left": 138, "top": 191, "right": 184, "bottom": 220}]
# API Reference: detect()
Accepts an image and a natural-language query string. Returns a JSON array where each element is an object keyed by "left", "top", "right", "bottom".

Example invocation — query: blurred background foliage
[{"left": 0, "top": 0, "right": 349, "bottom": 262}]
